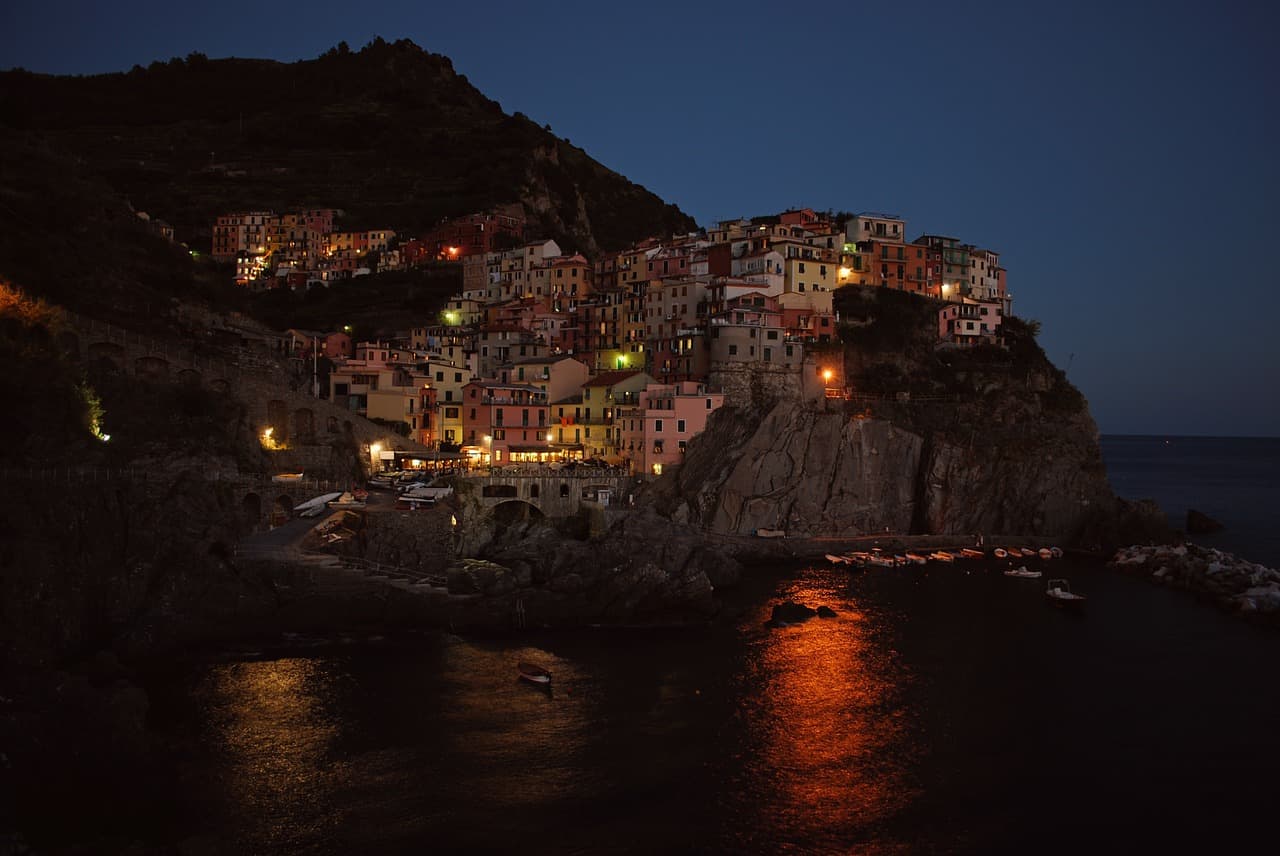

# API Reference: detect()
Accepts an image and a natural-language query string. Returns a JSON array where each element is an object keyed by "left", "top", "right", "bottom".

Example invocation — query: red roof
[{"left": 584, "top": 369, "right": 644, "bottom": 388}]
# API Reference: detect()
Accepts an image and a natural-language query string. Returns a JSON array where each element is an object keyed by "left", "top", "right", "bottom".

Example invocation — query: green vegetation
[
  {"left": 249, "top": 263, "right": 462, "bottom": 335},
  {"left": 0, "top": 38, "right": 696, "bottom": 260}
]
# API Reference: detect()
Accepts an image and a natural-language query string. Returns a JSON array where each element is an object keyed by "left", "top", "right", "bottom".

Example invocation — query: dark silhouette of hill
[{"left": 0, "top": 38, "right": 695, "bottom": 255}]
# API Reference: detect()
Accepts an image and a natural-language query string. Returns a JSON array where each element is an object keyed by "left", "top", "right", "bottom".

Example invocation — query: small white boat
[
  {"left": 517, "top": 662, "right": 552, "bottom": 685},
  {"left": 1037, "top": 548, "right": 1053, "bottom": 560},
  {"left": 1046, "top": 578, "right": 1087, "bottom": 606},
  {"left": 866, "top": 554, "right": 896, "bottom": 568},
  {"left": 993, "top": 548, "right": 1009, "bottom": 559},
  {"left": 1004, "top": 566, "right": 1042, "bottom": 579},
  {"left": 825, "top": 553, "right": 851, "bottom": 566},
  {"left": 271, "top": 472, "right": 304, "bottom": 483},
  {"left": 904, "top": 552, "right": 929, "bottom": 565},
  {"left": 960, "top": 548, "right": 985, "bottom": 559},
  {"left": 755, "top": 528, "right": 786, "bottom": 539},
  {"left": 929, "top": 551, "right": 956, "bottom": 563},
  {"left": 327, "top": 491, "right": 366, "bottom": 509},
  {"left": 294, "top": 492, "right": 342, "bottom": 518}
]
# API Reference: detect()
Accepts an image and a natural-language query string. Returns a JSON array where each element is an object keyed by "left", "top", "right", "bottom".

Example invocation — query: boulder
[
  {"left": 769, "top": 601, "right": 818, "bottom": 626},
  {"left": 1186, "top": 509, "right": 1224, "bottom": 533}
]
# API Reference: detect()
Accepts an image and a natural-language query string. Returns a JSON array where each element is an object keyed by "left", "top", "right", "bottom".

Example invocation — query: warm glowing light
[
  {"left": 822, "top": 369, "right": 834, "bottom": 384},
  {"left": 263, "top": 427, "right": 273, "bottom": 438},
  {"left": 652, "top": 463, "right": 663, "bottom": 475},
  {"left": 838, "top": 267, "right": 851, "bottom": 278},
  {"left": 447, "top": 246, "right": 459, "bottom": 256},
  {"left": 546, "top": 432, "right": 554, "bottom": 442}
]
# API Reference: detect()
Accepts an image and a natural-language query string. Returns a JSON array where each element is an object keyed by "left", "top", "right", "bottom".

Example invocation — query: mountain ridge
[{"left": 0, "top": 37, "right": 696, "bottom": 256}]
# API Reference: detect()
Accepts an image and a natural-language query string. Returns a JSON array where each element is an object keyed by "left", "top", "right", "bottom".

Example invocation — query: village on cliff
[{"left": 210, "top": 206, "right": 1013, "bottom": 476}]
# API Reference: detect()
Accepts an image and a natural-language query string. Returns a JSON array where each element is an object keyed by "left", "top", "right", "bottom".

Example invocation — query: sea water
[
  {"left": 19, "top": 437, "right": 1280, "bottom": 853},
  {"left": 1101, "top": 435, "right": 1280, "bottom": 567}
]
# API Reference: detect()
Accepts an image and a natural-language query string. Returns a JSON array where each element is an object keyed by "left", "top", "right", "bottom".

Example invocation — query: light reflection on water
[
  {"left": 721, "top": 573, "right": 924, "bottom": 853},
  {"left": 198, "top": 658, "right": 349, "bottom": 850},
  {"left": 167, "top": 559, "right": 1280, "bottom": 853}
]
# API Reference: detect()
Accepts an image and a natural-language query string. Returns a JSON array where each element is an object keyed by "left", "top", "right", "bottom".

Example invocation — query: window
[
  {"left": 445, "top": 407, "right": 459, "bottom": 418},
  {"left": 764, "top": 348, "right": 772, "bottom": 362},
  {"left": 454, "top": 372, "right": 462, "bottom": 382},
  {"left": 706, "top": 398, "right": 712, "bottom": 409},
  {"left": 767, "top": 330, "right": 778, "bottom": 340},
  {"left": 798, "top": 262, "right": 806, "bottom": 273},
  {"left": 469, "top": 407, "right": 476, "bottom": 419},
  {"left": 677, "top": 419, "right": 686, "bottom": 433},
  {"left": 435, "top": 371, "right": 444, "bottom": 381},
  {"left": 729, "top": 344, "right": 738, "bottom": 356}
]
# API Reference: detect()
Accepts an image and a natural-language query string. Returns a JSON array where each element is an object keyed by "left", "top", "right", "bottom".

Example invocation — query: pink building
[
  {"left": 938, "top": 300, "right": 1004, "bottom": 345},
  {"left": 461, "top": 380, "right": 550, "bottom": 465},
  {"left": 616, "top": 381, "right": 725, "bottom": 477}
]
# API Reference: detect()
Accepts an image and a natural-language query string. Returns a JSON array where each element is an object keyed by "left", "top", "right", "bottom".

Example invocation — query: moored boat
[
  {"left": 929, "top": 551, "right": 956, "bottom": 563},
  {"left": 993, "top": 548, "right": 1009, "bottom": 559},
  {"left": 1049, "top": 546, "right": 1064, "bottom": 558},
  {"left": 825, "top": 553, "right": 852, "bottom": 566},
  {"left": 1038, "top": 548, "right": 1053, "bottom": 560},
  {"left": 904, "top": 552, "right": 928, "bottom": 565},
  {"left": 1046, "top": 578, "right": 1087, "bottom": 606},
  {"left": 960, "top": 548, "right": 985, "bottom": 559},
  {"left": 1004, "top": 565, "right": 1043, "bottom": 579},
  {"left": 517, "top": 662, "right": 552, "bottom": 685}
]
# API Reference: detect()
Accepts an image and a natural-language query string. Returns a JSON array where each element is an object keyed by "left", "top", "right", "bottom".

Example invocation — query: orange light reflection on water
[
  {"left": 732, "top": 578, "right": 923, "bottom": 850},
  {"left": 202, "top": 658, "right": 346, "bottom": 846}
]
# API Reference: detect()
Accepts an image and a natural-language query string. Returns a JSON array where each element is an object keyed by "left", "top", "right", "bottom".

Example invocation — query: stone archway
[
  {"left": 491, "top": 500, "right": 545, "bottom": 536},
  {"left": 292, "top": 408, "right": 316, "bottom": 442},
  {"left": 271, "top": 494, "right": 294, "bottom": 528},
  {"left": 135, "top": 355, "right": 170, "bottom": 380},
  {"left": 241, "top": 492, "right": 262, "bottom": 531},
  {"left": 267, "top": 399, "right": 289, "bottom": 443}
]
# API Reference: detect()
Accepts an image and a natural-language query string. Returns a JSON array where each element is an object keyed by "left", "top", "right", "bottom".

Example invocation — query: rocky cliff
[
  {"left": 665, "top": 400, "right": 1115, "bottom": 541},
  {"left": 654, "top": 288, "right": 1162, "bottom": 546}
]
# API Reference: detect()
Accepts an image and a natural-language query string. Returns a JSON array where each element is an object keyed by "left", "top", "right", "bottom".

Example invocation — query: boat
[
  {"left": 294, "top": 492, "right": 343, "bottom": 518},
  {"left": 993, "top": 548, "right": 1009, "bottom": 559},
  {"left": 866, "top": 554, "right": 896, "bottom": 568},
  {"left": 960, "top": 548, "right": 985, "bottom": 559},
  {"left": 1046, "top": 578, "right": 1087, "bottom": 606},
  {"left": 825, "top": 553, "right": 852, "bottom": 566},
  {"left": 1049, "top": 546, "right": 1064, "bottom": 558},
  {"left": 893, "top": 555, "right": 910, "bottom": 566},
  {"left": 1004, "top": 566, "right": 1043, "bottom": 579},
  {"left": 327, "top": 491, "right": 366, "bottom": 509},
  {"left": 903, "top": 552, "right": 928, "bottom": 565},
  {"left": 1007, "top": 547, "right": 1028, "bottom": 558},
  {"left": 271, "top": 472, "right": 304, "bottom": 483},
  {"left": 517, "top": 662, "right": 552, "bottom": 685},
  {"left": 1037, "top": 548, "right": 1053, "bottom": 560},
  {"left": 755, "top": 528, "right": 786, "bottom": 539},
  {"left": 929, "top": 551, "right": 956, "bottom": 563}
]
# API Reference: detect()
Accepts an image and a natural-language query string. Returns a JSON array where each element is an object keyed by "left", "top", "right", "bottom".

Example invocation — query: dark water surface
[
  {"left": 145, "top": 556, "right": 1280, "bottom": 854},
  {"left": 114, "top": 436, "right": 1280, "bottom": 853},
  {"left": 1101, "top": 434, "right": 1280, "bottom": 566}
]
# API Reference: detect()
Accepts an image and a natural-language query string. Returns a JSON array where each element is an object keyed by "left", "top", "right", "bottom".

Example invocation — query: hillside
[{"left": 0, "top": 38, "right": 696, "bottom": 256}]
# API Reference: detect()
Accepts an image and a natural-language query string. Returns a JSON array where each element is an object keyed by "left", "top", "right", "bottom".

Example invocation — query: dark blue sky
[{"left": 3, "top": 0, "right": 1277, "bottom": 436}]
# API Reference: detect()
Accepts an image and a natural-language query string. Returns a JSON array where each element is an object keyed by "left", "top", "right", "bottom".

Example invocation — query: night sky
[{"left": 3, "top": 0, "right": 1277, "bottom": 437}]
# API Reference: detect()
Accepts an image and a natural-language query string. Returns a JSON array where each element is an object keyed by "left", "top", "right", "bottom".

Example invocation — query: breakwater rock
[
  {"left": 451, "top": 507, "right": 741, "bottom": 629},
  {"left": 1110, "top": 544, "right": 1280, "bottom": 616}
]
